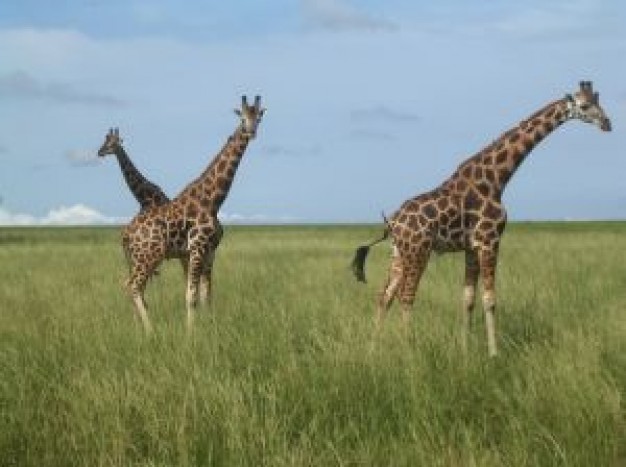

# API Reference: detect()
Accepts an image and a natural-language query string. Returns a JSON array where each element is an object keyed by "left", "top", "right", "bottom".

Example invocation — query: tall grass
[{"left": 1, "top": 223, "right": 625, "bottom": 466}]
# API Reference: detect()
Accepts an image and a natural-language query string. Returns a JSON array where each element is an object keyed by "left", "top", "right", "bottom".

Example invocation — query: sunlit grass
[{"left": 1, "top": 223, "right": 625, "bottom": 466}]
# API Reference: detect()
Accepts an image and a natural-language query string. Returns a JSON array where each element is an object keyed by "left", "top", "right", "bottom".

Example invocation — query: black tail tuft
[{"left": 351, "top": 245, "right": 371, "bottom": 283}]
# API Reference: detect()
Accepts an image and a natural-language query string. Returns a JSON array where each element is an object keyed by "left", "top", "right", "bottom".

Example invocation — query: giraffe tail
[{"left": 351, "top": 213, "right": 392, "bottom": 283}]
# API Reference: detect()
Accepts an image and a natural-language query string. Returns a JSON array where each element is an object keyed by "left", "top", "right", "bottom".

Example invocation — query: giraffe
[
  {"left": 352, "top": 81, "right": 611, "bottom": 356},
  {"left": 122, "top": 95, "right": 265, "bottom": 332},
  {"left": 97, "top": 128, "right": 170, "bottom": 211}
]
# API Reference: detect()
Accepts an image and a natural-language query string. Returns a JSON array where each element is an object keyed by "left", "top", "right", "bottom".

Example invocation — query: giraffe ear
[
  {"left": 234, "top": 108, "right": 242, "bottom": 116},
  {"left": 565, "top": 93, "right": 574, "bottom": 102}
]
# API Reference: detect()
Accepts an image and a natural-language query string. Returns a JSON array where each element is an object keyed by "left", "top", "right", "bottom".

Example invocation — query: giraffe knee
[
  {"left": 463, "top": 285, "right": 476, "bottom": 311},
  {"left": 482, "top": 289, "right": 496, "bottom": 310}
]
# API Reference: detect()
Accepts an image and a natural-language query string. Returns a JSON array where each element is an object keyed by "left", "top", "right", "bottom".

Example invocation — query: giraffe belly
[{"left": 433, "top": 226, "right": 466, "bottom": 253}]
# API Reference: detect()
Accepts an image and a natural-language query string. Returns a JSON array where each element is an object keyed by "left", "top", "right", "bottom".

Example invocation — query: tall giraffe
[
  {"left": 98, "top": 128, "right": 169, "bottom": 211},
  {"left": 123, "top": 95, "right": 265, "bottom": 332},
  {"left": 352, "top": 81, "right": 611, "bottom": 356}
]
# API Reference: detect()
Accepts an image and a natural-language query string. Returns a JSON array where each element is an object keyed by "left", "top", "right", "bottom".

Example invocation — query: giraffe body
[
  {"left": 123, "top": 96, "right": 265, "bottom": 331},
  {"left": 353, "top": 81, "right": 611, "bottom": 356}
]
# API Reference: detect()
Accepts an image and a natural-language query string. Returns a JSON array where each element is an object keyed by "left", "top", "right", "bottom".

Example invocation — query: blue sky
[{"left": 0, "top": 0, "right": 624, "bottom": 224}]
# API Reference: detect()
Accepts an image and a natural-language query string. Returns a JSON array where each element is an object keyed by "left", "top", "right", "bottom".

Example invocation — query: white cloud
[
  {"left": 0, "top": 204, "right": 124, "bottom": 226},
  {"left": 218, "top": 211, "right": 299, "bottom": 224}
]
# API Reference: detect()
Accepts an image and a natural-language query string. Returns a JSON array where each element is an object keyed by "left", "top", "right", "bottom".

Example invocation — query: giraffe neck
[
  {"left": 113, "top": 146, "right": 154, "bottom": 205},
  {"left": 183, "top": 126, "right": 253, "bottom": 214},
  {"left": 450, "top": 98, "right": 571, "bottom": 197}
]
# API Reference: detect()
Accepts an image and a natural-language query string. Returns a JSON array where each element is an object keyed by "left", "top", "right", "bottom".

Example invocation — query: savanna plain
[{"left": 1, "top": 222, "right": 625, "bottom": 466}]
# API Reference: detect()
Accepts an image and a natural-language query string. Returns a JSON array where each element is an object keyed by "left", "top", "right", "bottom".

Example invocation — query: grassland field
[{"left": 0, "top": 222, "right": 625, "bottom": 466}]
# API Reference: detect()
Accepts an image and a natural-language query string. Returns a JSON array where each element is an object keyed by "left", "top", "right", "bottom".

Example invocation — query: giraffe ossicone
[{"left": 352, "top": 80, "right": 611, "bottom": 357}]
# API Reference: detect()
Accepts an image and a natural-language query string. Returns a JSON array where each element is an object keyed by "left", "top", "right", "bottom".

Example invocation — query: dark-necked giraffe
[
  {"left": 352, "top": 81, "right": 611, "bottom": 356},
  {"left": 123, "top": 95, "right": 265, "bottom": 332},
  {"left": 98, "top": 128, "right": 169, "bottom": 211}
]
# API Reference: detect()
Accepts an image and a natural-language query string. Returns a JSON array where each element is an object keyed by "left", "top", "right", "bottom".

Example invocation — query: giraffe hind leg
[
  {"left": 397, "top": 246, "right": 431, "bottom": 326},
  {"left": 376, "top": 245, "right": 403, "bottom": 325},
  {"left": 462, "top": 250, "right": 480, "bottom": 353},
  {"left": 127, "top": 257, "right": 162, "bottom": 334}
]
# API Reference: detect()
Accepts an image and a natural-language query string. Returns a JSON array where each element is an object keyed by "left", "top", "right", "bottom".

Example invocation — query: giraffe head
[
  {"left": 566, "top": 81, "right": 611, "bottom": 132},
  {"left": 97, "top": 128, "right": 123, "bottom": 157},
  {"left": 234, "top": 95, "right": 265, "bottom": 138}
]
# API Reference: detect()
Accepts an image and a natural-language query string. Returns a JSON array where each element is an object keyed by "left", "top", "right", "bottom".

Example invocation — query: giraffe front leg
[
  {"left": 462, "top": 250, "right": 480, "bottom": 353},
  {"left": 185, "top": 251, "right": 204, "bottom": 332},
  {"left": 478, "top": 247, "right": 499, "bottom": 357},
  {"left": 199, "top": 249, "right": 216, "bottom": 306}
]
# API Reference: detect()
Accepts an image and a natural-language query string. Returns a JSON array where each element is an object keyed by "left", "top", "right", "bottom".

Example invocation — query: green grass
[{"left": 1, "top": 222, "right": 625, "bottom": 466}]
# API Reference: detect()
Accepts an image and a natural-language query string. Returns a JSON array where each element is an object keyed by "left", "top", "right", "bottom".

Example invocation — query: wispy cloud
[
  {"left": 350, "top": 105, "right": 420, "bottom": 124},
  {"left": 261, "top": 143, "right": 322, "bottom": 158},
  {"left": 0, "top": 204, "right": 124, "bottom": 226},
  {"left": 348, "top": 128, "right": 395, "bottom": 142},
  {"left": 0, "top": 70, "right": 128, "bottom": 107},
  {"left": 66, "top": 149, "right": 101, "bottom": 167},
  {"left": 302, "top": 0, "right": 397, "bottom": 32}
]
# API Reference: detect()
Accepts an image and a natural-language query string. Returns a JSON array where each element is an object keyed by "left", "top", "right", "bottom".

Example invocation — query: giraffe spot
[
  {"left": 484, "top": 202, "right": 502, "bottom": 220},
  {"left": 449, "top": 216, "right": 462, "bottom": 230},
  {"left": 464, "top": 213, "right": 478, "bottom": 229},
  {"left": 474, "top": 166, "right": 483, "bottom": 179},
  {"left": 524, "top": 139, "right": 535, "bottom": 152},
  {"left": 440, "top": 213, "right": 449, "bottom": 225},
  {"left": 456, "top": 179, "right": 468, "bottom": 191},
  {"left": 485, "top": 169, "right": 496, "bottom": 183},
  {"left": 407, "top": 216, "right": 418, "bottom": 229},
  {"left": 398, "top": 214, "right": 407, "bottom": 223},
  {"left": 480, "top": 220, "right": 494, "bottom": 231},
  {"left": 476, "top": 182, "right": 490, "bottom": 197},
  {"left": 437, "top": 198, "right": 449, "bottom": 210},
  {"left": 217, "top": 160, "right": 227, "bottom": 172},
  {"left": 496, "top": 150, "right": 508, "bottom": 165},
  {"left": 532, "top": 132, "right": 543, "bottom": 145},
  {"left": 508, "top": 133, "right": 520, "bottom": 144},
  {"left": 462, "top": 166, "right": 472, "bottom": 178},
  {"left": 422, "top": 203, "right": 437, "bottom": 219},
  {"left": 497, "top": 169, "right": 510, "bottom": 185},
  {"left": 483, "top": 154, "right": 494, "bottom": 165},
  {"left": 464, "top": 189, "right": 482, "bottom": 210}
]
